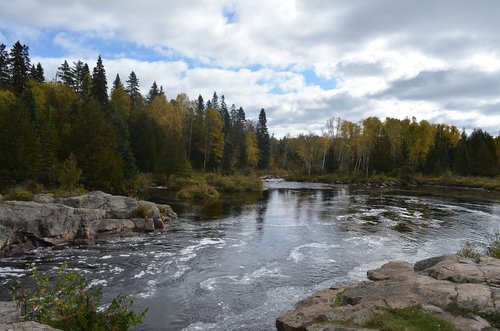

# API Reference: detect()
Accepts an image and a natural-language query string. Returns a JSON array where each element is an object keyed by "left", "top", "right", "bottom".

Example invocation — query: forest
[{"left": 0, "top": 41, "right": 499, "bottom": 193}]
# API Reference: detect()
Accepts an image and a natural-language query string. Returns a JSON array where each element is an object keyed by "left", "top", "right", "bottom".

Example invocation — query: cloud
[{"left": 2, "top": 0, "right": 500, "bottom": 136}]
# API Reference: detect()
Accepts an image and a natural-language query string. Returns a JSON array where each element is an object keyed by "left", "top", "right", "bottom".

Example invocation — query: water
[{"left": 1, "top": 182, "right": 499, "bottom": 330}]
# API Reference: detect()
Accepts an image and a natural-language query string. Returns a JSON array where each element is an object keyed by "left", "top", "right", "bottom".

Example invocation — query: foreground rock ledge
[
  {"left": 0, "top": 191, "right": 177, "bottom": 253},
  {"left": 276, "top": 255, "right": 500, "bottom": 331}
]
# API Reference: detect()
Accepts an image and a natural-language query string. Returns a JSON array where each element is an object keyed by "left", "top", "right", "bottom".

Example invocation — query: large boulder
[
  {"left": 0, "top": 191, "right": 176, "bottom": 253},
  {"left": 276, "top": 255, "right": 500, "bottom": 331}
]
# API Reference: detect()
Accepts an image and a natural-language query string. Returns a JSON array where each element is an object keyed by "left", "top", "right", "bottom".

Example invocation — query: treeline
[
  {"left": 0, "top": 41, "right": 270, "bottom": 191},
  {"left": 273, "top": 117, "right": 500, "bottom": 177},
  {"left": 0, "top": 41, "right": 499, "bottom": 192}
]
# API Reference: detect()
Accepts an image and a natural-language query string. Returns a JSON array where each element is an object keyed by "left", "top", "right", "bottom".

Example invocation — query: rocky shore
[
  {"left": 276, "top": 254, "right": 500, "bottom": 331},
  {"left": 0, "top": 191, "right": 176, "bottom": 254}
]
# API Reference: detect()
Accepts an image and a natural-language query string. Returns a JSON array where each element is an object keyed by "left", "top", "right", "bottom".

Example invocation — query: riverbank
[
  {"left": 276, "top": 254, "right": 500, "bottom": 331},
  {"left": 284, "top": 172, "right": 500, "bottom": 192},
  {"left": 0, "top": 191, "right": 177, "bottom": 254}
]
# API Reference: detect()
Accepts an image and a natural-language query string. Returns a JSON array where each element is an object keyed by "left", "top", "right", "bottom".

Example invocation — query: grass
[
  {"left": 175, "top": 183, "right": 220, "bottom": 201},
  {"left": 457, "top": 231, "right": 500, "bottom": 260},
  {"left": 364, "top": 306, "right": 458, "bottom": 331},
  {"left": 204, "top": 173, "right": 262, "bottom": 192},
  {"left": 132, "top": 204, "right": 154, "bottom": 219}
]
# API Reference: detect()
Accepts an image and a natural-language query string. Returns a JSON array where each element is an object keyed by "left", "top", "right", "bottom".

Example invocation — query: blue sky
[{"left": 1, "top": 0, "right": 500, "bottom": 137}]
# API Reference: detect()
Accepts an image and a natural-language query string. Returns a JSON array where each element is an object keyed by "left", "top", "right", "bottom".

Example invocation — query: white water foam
[
  {"left": 287, "top": 242, "right": 340, "bottom": 263},
  {"left": 200, "top": 266, "right": 287, "bottom": 291}
]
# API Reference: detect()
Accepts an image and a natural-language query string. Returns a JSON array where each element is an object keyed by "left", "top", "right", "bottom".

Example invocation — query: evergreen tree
[
  {"left": 111, "top": 74, "right": 122, "bottom": 93},
  {"left": 256, "top": 108, "right": 270, "bottom": 169},
  {"left": 57, "top": 60, "right": 74, "bottom": 87},
  {"left": 91, "top": 55, "right": 108, "bottom": 105},
  {"left": 126, "top": 71, "right": 141, "bottom": 108},
  {"left": 0, "top": 44, "right": 10, "bottom": 88},
  {"left": 147, "top": 81, "right": 160, "bottom": 103},
  {"left": 211, "top": 91, "right": 219, "bottom": 110},
  {"left": 31, "top": 62, "right": 45, "bottom": 82},
  {"left": 72, "top": 60, "right": 90, "bottom": 95},
  {"left": 9, "top": 41, "right": 31, "bottom": 94}
]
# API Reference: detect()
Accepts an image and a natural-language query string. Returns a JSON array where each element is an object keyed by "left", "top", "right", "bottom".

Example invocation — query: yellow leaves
[{"left": 246, "top": 130, "right": 260, "bottom": 168}]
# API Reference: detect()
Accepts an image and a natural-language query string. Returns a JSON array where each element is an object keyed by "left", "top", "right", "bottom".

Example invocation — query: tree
[
  {"left": 57, "top": 153, "right": 82, "bottom": 190},
  {"left": 203, "top": 108, "right": 224, "bottom": 170},
  {"left": 91, "top": 55, "right": 108, "bottom": 105},
  {"left": 72, "top": 61, "right": 90, "bottom": 95},
  {"left": 57, "top": 60, "right": 74, "bottom": 87},
  {"left": 0, "top": 43, "right": 9, "bottom": 88},
  {"left": 30, "top": 63, "right": 45, "bottom": 83},
  {"left": 147, "top": 81, "right": 160, "bottom": 103},
  {"left": 9, "top": 41, "right": 31, "bottom": 94},
  {"left": 126, "top": 71, "right": 141, "bottom": 109},
  {"left": 245, "top": 125, "right": 260, "bottom": 168},
  {"left": 256, "top": 108, "right": 270, "bottom": 169}
]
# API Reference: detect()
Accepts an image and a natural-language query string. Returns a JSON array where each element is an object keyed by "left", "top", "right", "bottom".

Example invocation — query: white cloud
[{"left": 3, "top": 0, "right": 500, "bottom": 136}]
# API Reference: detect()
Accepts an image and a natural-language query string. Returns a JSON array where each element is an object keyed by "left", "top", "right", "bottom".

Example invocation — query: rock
[
  {"left": 32, "top": 194, "right": 54, "bottom": 204},
  {"left": 0, "top": 225, "right": 15, "bottom": 253},
  {"left": 154, "top": 218, "right": 164, "bottom": 230},
  {"left": 277, "top": 255, "right": 500, "bottom": 331},
  {"left": 415, "top": 254, "right": 500, "bottom": 285},
  {"left": 0, "top": 301, "right": 18, "bottom": 324},
  {"left": 0, "top": 191, "right": 176, "bottom": 253},
  {"left": 0, "top": 321, "right": 60, "bottom": 331},
  {"left": 97, "top": 219, "right": 135, "bottom": 234}
]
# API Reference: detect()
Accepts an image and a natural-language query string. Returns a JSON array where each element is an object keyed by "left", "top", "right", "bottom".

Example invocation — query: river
[{"left": 1, "top": 182, "right": 499, "bottom": 330}]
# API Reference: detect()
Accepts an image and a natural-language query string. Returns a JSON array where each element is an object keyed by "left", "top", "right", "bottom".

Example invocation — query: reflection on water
[{"left": 1, "top": 182, "right": 499, "bottom": 331}]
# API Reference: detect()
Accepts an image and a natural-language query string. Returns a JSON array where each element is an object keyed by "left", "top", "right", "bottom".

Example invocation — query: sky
[{"left": 1, "top": 0, "right": 500, "bottom": 137}]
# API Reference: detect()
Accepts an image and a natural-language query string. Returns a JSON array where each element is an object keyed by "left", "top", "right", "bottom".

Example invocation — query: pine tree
[
  {"left": 9, "top": 41, "right": 31, "bottom": 94},
  {"left": 72, "top": 60, "right": 89, "bottom": 95},
  {"left": 57, "top": 60, "right": 74, "bottom": 87},
  {"left": 111, "top": 74, "right": 122, "bottom": 93},
  {"left": 211, "top": 91, "right": 219, "bottom": 110},
  {"left": 147, "top": 81, "right": 160, "bottom": 103},
  {"left": 0, "top": 43, "right": 10, "bottom": 88},
  {"left": 256, "top": 108, "right": 270, "bottom": 169},
  {"left": 126, "top": 71, "right": 141, "bottom": 108},
  {"left": 91, "top": 55, "right": 108, "bottom": 105},
  {"left": 32, "top": 63, "right": 45, "bottom": 82}
]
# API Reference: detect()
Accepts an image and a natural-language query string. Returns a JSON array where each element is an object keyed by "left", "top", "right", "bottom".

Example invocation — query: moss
[
  {"left": 331, "top": 292, "right": 344, "bottom": 307},
  {"left": 365, "top": 306, "right": 458, "bottom": 331}
]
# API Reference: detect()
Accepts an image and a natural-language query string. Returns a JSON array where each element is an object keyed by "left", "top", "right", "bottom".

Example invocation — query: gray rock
[
  {"left": 0, "top": 225, "right": 15, "bottom": 252},
  {"left": 0, "top": 191, "right": 176, "bottom": 252},
  {"left": 31, "top": 194, "right": 54, "bottom": 204},
  {"left": 0, "top": 301, "right": 18, "bottom": 324},
  {"left": 97, "top": 219, "right": 135, "bottom": 234},
  {"left": 0, "top": 321, "right": 60, "bottom": 330},
  {"left": 277, "top": 254, "right": 500, "bottom": 331}
]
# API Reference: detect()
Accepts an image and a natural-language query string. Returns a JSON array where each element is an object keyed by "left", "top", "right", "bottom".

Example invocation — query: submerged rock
[
  {"left": 0, "top": 191, "right": 177, "bottom": 253},
  {"left": 276, "top": 255, "right": 500, "bottom": 331}
]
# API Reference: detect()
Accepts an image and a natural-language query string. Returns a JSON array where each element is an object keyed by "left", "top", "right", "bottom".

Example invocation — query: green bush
[
  {"left": 176, "top": 183, "right": 219, "bottom": 201},
  {"left": 10, "top": 263, "right": 147, "bottom": 331}
]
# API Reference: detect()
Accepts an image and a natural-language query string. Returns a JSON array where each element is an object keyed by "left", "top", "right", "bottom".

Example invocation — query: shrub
[
  {"left": 10, "top": 263, "right": 147, "bottom": 330},
  {"left": 176, "top": 183, "right": 219, "bottom": 201},
  {"left": 457, "top": 231, "right": 500, "bottom": 260},
  {"left": 132, "top": 204, "right": 154, "bottom": 219},
  {"left": 12, "top": 187, "right": 34, "bottom": 201}
]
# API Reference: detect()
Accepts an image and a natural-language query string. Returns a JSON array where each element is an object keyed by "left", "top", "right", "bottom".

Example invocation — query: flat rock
[{"left": 276, "top": 254, "right": 500, "bottom": 331}]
